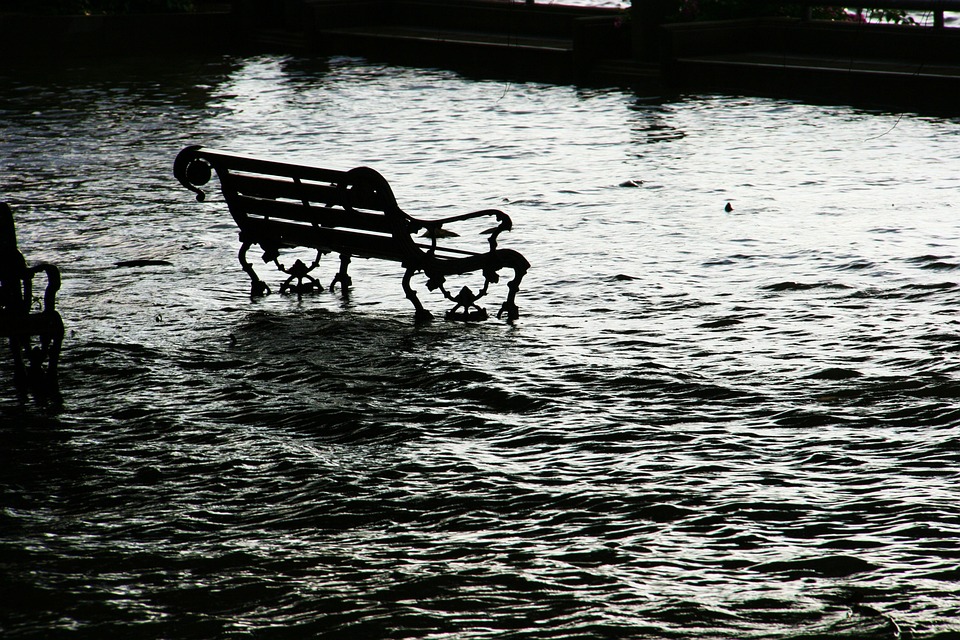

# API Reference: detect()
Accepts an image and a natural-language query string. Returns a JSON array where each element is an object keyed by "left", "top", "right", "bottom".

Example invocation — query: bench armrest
[
  {"left": 25, "top": 263, "right": 61, "bottom": 312},
  {"left": 412, "top": 208, "right": 513, "bottom": 251}
]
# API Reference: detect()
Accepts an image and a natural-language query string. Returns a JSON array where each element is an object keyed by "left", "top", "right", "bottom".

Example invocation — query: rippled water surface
[{"left": 2, "top": 54, "right": 959, "bottom": 638}]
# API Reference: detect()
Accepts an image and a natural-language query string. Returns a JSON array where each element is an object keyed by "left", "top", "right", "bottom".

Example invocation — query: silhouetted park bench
[
  {"left": 174, "top": 146, "right": 529, "bottom": 322},
  {"left": 0, "top": 203, "right": 63, "bottom": 403}
]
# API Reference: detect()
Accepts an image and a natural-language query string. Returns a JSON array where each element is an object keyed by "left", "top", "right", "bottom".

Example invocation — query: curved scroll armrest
[
  {"left": 417, "top": 208, "right": 512, "bottom": 230},
  {"left": 26, "top": 262, "right": 61, "bottom": 312},
  {"left": 173, "top": 145, "right": 212, "bottom": 202},
  {"left": 412, "top": 209, "right": 513, "bottom": 251}
]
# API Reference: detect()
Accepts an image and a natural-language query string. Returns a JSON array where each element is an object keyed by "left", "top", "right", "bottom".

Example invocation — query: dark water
[{"left": 2, "top": 54, "right": 960, "bottom": 638}]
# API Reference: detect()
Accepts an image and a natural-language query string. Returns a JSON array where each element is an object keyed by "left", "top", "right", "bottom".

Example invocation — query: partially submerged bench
[
  {"left": 174, "top": 146, "right": 529, "bottom": 322},
  {"left": 0, "top": 203, "right": 64, "bottom": 403}
]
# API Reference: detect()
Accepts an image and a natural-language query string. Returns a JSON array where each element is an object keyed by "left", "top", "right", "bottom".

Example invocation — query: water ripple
[{"left": 2, "top": 54, "right": 959, "bottom": 640}]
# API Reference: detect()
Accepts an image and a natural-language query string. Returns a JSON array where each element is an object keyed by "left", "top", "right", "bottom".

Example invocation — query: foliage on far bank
[{"left": 625, "top": 0, "right": 917, "bottom": 25}]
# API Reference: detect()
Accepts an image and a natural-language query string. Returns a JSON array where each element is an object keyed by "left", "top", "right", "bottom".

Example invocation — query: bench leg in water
[
  {"left": 496, "top": 266, "right": 527, "bottom": 322},
  {"left": 238, "top": 242, "right": 271, "bottom": 297},
  {"left": 7, "top": 322, "right": 63, "bottom": 406},
  {"left": 329, "top": 253, "right": 353, "bottom": 291},
  {"left": 403, "top": 268, "right": 434, "bottom": 323},
  {"left": 9, "top": 339, "right": 27, "bottom": 400},
  {"left": 28, "top": 332, "right": 62, "bottom": 404}
]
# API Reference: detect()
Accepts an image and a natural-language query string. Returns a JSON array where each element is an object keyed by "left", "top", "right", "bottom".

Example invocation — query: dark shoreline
[
  {"left": 3, "top": 1, "right": 960, "bottom": 114},
  {"left": 0, "top": 9, "right": 241, "bottom": 57}
]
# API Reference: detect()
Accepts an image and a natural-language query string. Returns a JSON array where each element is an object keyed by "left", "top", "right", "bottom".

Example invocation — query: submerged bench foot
[
  {"left": 497, "top": 264, "right": 527, "bottom": 323},
  {"left": 403, "top": 268, "right": 435, "bottom": 322},
  {"left": 28, "top": 342, "right": 61, "bottom": 405},
  {"left": 7, "top": 320, "right": 63, "bottom": 407},
  {"left": 239, "top": 242, "right": 271, "bottom": 297},
  {"left": 497, "top": 301, "right": 520, "bottom": 322},
  {"left": 9, "top": 342, "right": 28, "bottom": 402},
  {"left": 329, "top": 254, "right": 353, "bottom": 292}
]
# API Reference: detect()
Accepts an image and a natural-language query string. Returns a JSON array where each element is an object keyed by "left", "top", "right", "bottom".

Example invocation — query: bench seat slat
[
  {"left": 246, "top": 218, "right": 402, "bottom": 262},
  {"left": 246, "top": 217, "right": 483, "bottom": 263}
]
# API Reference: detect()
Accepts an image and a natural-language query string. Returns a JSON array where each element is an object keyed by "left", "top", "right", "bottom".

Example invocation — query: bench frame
[
  {"left": 174, "top": 146, "right": 529, "bottom": 322},
  {"left": 0, "top": 203, "right": 64, "bottom": 404}
]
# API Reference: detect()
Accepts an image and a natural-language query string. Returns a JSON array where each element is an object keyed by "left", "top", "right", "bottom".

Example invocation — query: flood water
[{"left": 2, "top": 53, "right": 959, "bottom": 638}]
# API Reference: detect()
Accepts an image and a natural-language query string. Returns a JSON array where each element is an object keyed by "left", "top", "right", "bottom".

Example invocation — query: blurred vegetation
[
  {"left": 666, "top": 0, "right": 837, "bottom": 21},
  {"left": 668, "top": 0, "right": 915, "bottom": 24},
  {"left": 0, "top": 0, "right": 199, "bottom": 13},
  {"left": 628, "top": 0, "right": 916, "bottom": 24}
]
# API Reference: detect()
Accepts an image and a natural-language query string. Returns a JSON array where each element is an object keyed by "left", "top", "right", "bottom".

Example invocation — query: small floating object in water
[
  {"left": 114, "top": 259, "right": 173, "bottom": 268},
  {"left": 724, "top": 202, "right": 734, "bottom": 212},
  {"left": 619, "top": 179, "right": 643, "bottom": 188}
]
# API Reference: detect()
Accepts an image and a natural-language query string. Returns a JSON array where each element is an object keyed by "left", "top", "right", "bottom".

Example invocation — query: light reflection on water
[{"left": 1, "top": 53, "right": 959, "bottom": 638}]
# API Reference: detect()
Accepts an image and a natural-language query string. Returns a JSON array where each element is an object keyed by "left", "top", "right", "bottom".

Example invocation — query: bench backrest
[{"left": 174, "top": 146, "right": 423, "bottom": 264}]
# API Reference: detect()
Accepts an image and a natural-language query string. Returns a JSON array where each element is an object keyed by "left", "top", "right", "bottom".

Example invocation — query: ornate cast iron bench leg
[
  {"left": 497, "top": 262, "right": 528, "bottom": 323},
  {"left": 43, "top": 326, "right": 63, "bottom": 402},
  {"left": 402, "top": 268, "right": 433, "bottom": 323},
  {"left": 238, "top": 241, "right": 270, "bottom": 297},
  {"left": 8, "top": 338, "right": 28, "bottom": 401},
  {"left": 330, "top": 253, "right": 352, "bottom": 291},
  {"left": 24, "top": 319, "right": 63, "bottom": 403}
]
